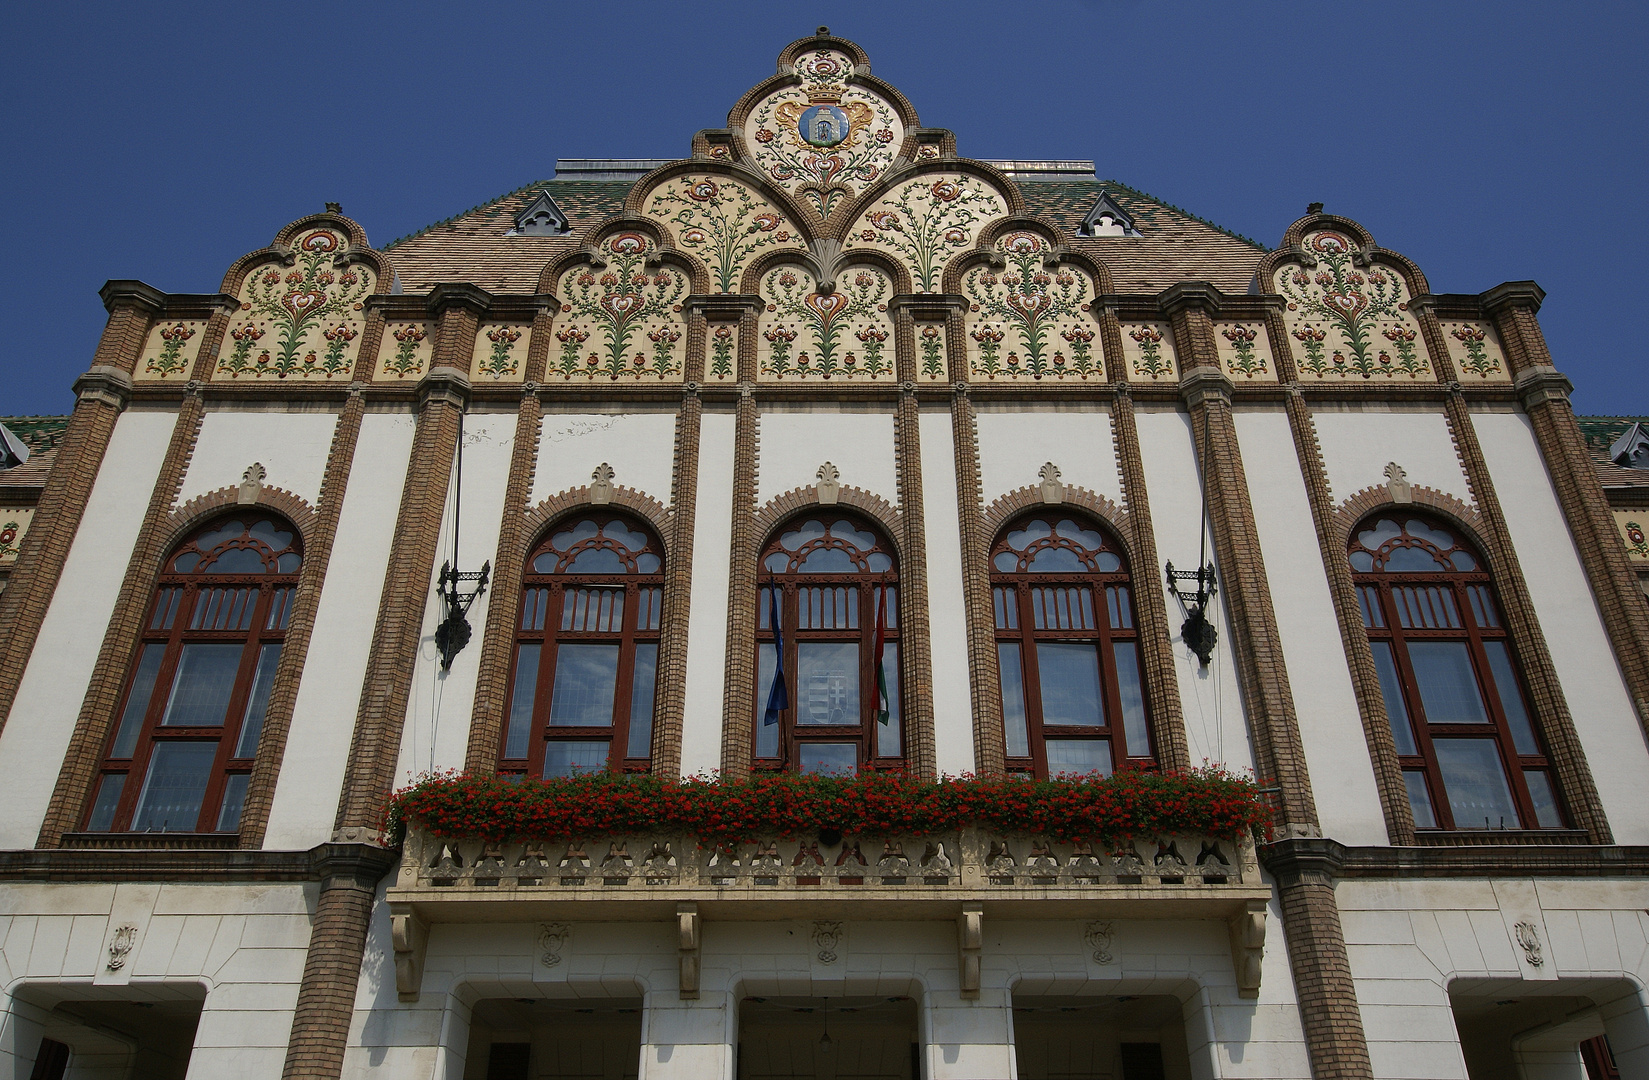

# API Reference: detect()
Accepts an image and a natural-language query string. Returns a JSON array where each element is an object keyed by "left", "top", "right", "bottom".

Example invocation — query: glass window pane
[
  {"left": 1112, "top": 643, "right": 1150, "bottom": 757},
  {"left": 1482, "top": 641, "right": 1537, "bottom": 754},
  {"left": 216, "top": 773, "right": 249, "bottom": 832},
  {"left": 112, "top": 644, "right": 166, "bottom": 758},
  {"left": 998, "top": 643, "right": 1029, "bottom": 758},
  {"left": 86, "top": 774, "right": 125, "bottom": 832},
  {"left": 1369, "top": 642, "right": 1418, "bottom": 755},
  {"left": 1433, "top": 738, "right": 1519, "bottom": 829},
  {"left": 799, "top": 743, "right": 857, "bottom": 776},
  {"left": 627, "top": 644, "right": 658, "bottom": 759},
  {"left": 503, "top": 644, "right": 540, "bottom": 758},
  {"left": 1404, "top": 770, "right": 1436, "bottom": 829},
  {"left": 1045, "top": 739, "right": 1112, "bottom": 778},
  {"left": 756, "top": 643, "right": 780, "bottom": 758},
  {"left": 878, "top": 643, "right": 901, "bottom": 758},
  {"left": 1523, "top": 769, "right": 1563, "bottom": 829},
  {"left": 547, "top": 644, "right": 619, "bottom": 727},
  {"left": 161, "top": 644, "right": 245, "bottom": 727},
  {"left": 131, "top": 742, "right": 217, "bottom": 832},
  {"left": 1406, "top": 642, "right": 1489, "bottom": 725},
  {"left": 235, "top": 644, "right": 281, "bottom": 758},
  {"left": 1034, "top": 643, "right": 1105, "bottom": 727},
  {"left": 796, "top": 642, "right": 859, "bottom": 725},
  {"left": 543, "top": 741, "right": 609, "bottom": 778}
]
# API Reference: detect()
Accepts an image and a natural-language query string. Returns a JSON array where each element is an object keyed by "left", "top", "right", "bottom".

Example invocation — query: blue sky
[{"left": 4, "top": 2, "right": 1644, "bottom": 416}]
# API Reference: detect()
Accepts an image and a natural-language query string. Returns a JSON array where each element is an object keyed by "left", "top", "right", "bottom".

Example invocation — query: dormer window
[
  {"left": 0, "top": 423, "right": 29, "bottom": 470},
  {"left": 508, "top": 191, "right": 570, "bottom": 237},
  {"left": 1608, "top": 422, "right": 1649, "bottom": 470},
  {"left": 1078, "top": 192, "right": 1141, "bottom": 238}
]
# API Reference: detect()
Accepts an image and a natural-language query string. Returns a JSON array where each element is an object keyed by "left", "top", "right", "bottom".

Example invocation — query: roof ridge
[{"left": 1097, "top": 179, "right": 1269, "bottom": 251}]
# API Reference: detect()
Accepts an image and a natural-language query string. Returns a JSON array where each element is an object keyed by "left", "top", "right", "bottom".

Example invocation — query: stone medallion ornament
[{"left": 799, "top": 104, "right": 850, "bottom": 147}]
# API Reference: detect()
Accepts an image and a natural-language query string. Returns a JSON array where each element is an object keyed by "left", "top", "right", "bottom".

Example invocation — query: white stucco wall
[
  {"left": 679, "top": 409, "right": 736, "bottom": 778},
  {"left": 1471, "top": 410, "right": 1649, "bottom": 844},
  {"left": 398, "top": 411, "right": 518, "bottom": 786},
  {"left": 1234, "top": 408, "right": 1387, "bottom": 846},
  {"left": 919, "top": 408, "right": 974, "bottom": 777},
  {"left": 177, "top": 407, "right": 339, "bottom": 506},
  {"left": 755, "top": 408, "right": 897, "bottom": 508},
  {"left": 1132, "top": 407, "right": 1255, "bottom": 776},
  {"left": 0, "top": 408, "right": 177, "bottom": 847},
  {"left": 530, "top": 411, "right": 679, "bottom": 509},
  {"left": 973, "top": 406, "right": 1123, "bottom": 508},
  {"left": 264, "top": 411, "right": 415, "bottom": 849},
  {"left": 1311, "top": 406, "right": 1472, "bottom": 507}
]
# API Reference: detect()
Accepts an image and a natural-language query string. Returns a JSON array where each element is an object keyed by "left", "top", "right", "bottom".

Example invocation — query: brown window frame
[
  {"left": 990, "top": 511, "right": 1153, "bottom": 778},
  {"left": 753, "top": 513, "right": 902, "bottom": 774},
  {"left": 1351, "top": 512, "right": 1566, "bottom": 831},
  {"left": 498, "top": 512, "right": 663, "bottom": 778},
  {"left": 86, "top": 515, "right": 300, "bottom": 834}
]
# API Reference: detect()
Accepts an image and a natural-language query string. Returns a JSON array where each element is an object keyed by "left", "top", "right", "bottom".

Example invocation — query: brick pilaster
[
  {"left": 893, "top": 385, "right": 938, "bottom": 780},
  {"left": 948, "top": 384, "right": 1004, "bottom": 776},
  {"left": 719, "top": 382, "right": 760, "bottom": 778}
]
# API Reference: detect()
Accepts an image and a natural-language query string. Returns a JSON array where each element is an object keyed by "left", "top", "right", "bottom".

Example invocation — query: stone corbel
[
  {"left": 677, "top": 902, "right": 700, "bottom": 1000},
  {"left": 1227, "top": 898, "right": 1266, "bottom": 999},
  {"left": 390, "top": 904, "right": 429, "bottom": 1003},
  {"left": 957, "top": 902, "right": 982, "bottom": 999}
]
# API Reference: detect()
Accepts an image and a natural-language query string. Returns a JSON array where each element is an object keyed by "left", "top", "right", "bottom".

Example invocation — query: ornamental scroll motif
[
  {"left": 756, "top": 264, "right": 895, "bottom": 382},
  {"left": 845, "top": 174, "right": 1006, "bottom": 293},
  {"left": 1272, "top": 231, "right": 1431, "bottom": 382},
  {"left": 644, "top": 175, "right": 795, "bottom": 293},
  {"left": 962, "top": 232, "right": 1101, "bottom": 381},
  {"left": 218, "top": 229, "right": 374, "bottom": 381},
  {"left": 553, "top": 233, "right": 689, "bottom": 383},
  {"left": 745, "top": 48, "right": 900, "bottom": 219}
]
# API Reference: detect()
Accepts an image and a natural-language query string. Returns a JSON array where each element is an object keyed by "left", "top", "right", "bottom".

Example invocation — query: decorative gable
[{"left": 508, "top": 191, "right": 570, "bottom": 236}]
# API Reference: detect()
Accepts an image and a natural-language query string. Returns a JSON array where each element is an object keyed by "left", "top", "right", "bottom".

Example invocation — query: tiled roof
[
  {"left": 1576, "top": 416, "right": 1649, "bottom": 453},
  {"left": 383, "top": 168, "right": 1271, "bottom": 297},
  {"left": 0, "top": 415, "right": 69, "bottom": 491}
]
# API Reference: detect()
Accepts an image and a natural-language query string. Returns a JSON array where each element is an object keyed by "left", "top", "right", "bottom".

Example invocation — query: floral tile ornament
[
  {"left": 0, "top": 508, "right": 33, "bottom": 562},
  {"left": 1215, "top": 323, "right": 1275, "bottom": 381},
  {"left": 644, "top": 175, "right": 793, "bottom": 293},
  {"left": 845, "top": 174, "right": 1006, "bottom": 293},
  {"left": 135, "top": 320, "right": 206, "bottom": 381},
  {"left": 962, "top": 232, "right": 1100, "bottom": 382},
  {"left": 1273, "top": 231, "right": 1431, "bottom": 382},
  {"left": 1441, "top": 321, "right": 1510, "bottom": 381},
  {"left": 377, "top": 323, "right": 432, "bottom": 381},
  {"left": 553, "top": 233, "right": 689, "bottom": 383},
  {"left": 473, "top": 324, "right": 527, "bottom": 382},
  {"left": 745, "top": 48, "right": 900, "bottom": 220},
  {"left": 1615, "top": 511, "right": 1649, "bottom": 562},
  {"left": 218, "top": 230, "right": 374, "bottom": 380},
  {"left": 756, "top": 264, "right": 895, "bottom": 382},
  {"left": 1122, "top": 323, "right": 1178, "bottom": 383}
]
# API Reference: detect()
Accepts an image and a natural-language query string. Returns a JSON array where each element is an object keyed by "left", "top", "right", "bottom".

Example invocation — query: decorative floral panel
[
  {"left": 135, "top": 319, "right": 207, "bottom": 381},
  {"left": 1440, "top": 321, "right": 1510, "bottom": 382},
  {"left": 744, "top": 48, "right": 900, "bottom": 220},
  {"left": 217, "top": 229, "right": 374, "bottom": 381},
  {"left": 552, "top": 233, "right": 689, "bottom": 383},
  {"left": 472, "top": 323, "right": 529, "bottom": 382},
  {"left": 1273, "top": 231, "right": 1432, "bottom": 382},
  {"left": 643, "top": 175, "right": 796, "bottom": 293},
  {"left": 755, "top": 264, "right": 895, "bottom": 382},
  {"left": 961, "top": 232, "right": 1101, "bottom": 382},
  {"left": 1615, "top": 510, "right": 1649, "bottom": 563},
  {"left": 844, "top": 174, "right": 1007, "bottom": 293},
  {"left": 376, "top": 322, "right": 433, "bottom": 381},
  {"left": 0, "top": 507, "right": 32, "bottom": 563},
  {"left": 1120, "top": 323, "right": 1179, "bottom": 383},
  {"left": 1215, "top": 323, "right": 1275, "bottom": 382}
]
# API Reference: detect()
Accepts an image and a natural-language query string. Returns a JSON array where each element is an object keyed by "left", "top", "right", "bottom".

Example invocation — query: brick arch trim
[
  {"left": 521, "top": 487, "right": 674, "bottom": 564},
  {"left": 752, "top": 486, "right": 904, "bottom": 562},
  {"left": 981, "top": 485, "right": 1133, "bottom": 556},
  {"left": 158, "top": 486, "right": 317, "bottom": 558},
  {"left": 1332, "top": 485, "right": 1485, "bottom": 556}
]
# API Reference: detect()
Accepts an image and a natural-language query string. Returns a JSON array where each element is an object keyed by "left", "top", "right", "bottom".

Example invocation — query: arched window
[
  {"left": 1350, "top": 514, "right": 1564, "bottom": 831},
  {"left": 500, "top": 514, "right": 663, "bottom": 778},
  {"left": 755, "top": 515, "right": 900, "bottom": 774},
  {"left": 990, "top": 513, "right": 1151, "bottom": 777},
  {"left": 86, "top": 515, "right": 301, "bottom": 834}
]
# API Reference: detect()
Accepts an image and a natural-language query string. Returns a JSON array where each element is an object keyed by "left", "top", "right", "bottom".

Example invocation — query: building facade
[{"left": 0, "top": 29, "right": 1647, "bottom": 1080}]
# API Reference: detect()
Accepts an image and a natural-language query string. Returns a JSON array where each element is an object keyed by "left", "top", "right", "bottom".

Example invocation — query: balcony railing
[{"left": 387, "top": 825, "right": 1271, "bottom": 1003}]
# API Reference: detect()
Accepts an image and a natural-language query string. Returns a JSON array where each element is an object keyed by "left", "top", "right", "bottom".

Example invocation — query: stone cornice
[
  {"left": 1480, "top": 280, "right": 1546, "bottom": 315},
  {"left": 1178, "top": 366, "right": 1233, "bottom": 408},
  {"left": 888, "top": 293, "right": 969, "bottom": 318},
  {"left": 686, "top": 293, "right": 764, "bottom": 317},
  {"left": 1261, "top": 836, "right": 1649, "bottom": 884},
  {"left": 72, "top": 365, "right": 134, "bottom": 410},
  {"left": 98, "top": 279, "right": 168, "bottom": 315},
  {"left": 0, "top": 842, "right": 399, "bottom": 884},
  {"left": 427, "top": 282, "right": 495, "bottom": 317},
  {"left": 1156, "top": 281, "right": 1225, "bottom": 317},
  {"left": 417, "top": 366, "right": 472, "bottom": 410},
  {"left": 1514, "top": 366, "right": 1574, "bottom": 409}
]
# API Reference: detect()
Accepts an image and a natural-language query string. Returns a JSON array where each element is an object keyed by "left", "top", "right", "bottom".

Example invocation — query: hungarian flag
[
  {"left": 762, "top": 585, "right": 788, "bottom": 726},
  {"left": 873, "top": 585, "right": 890, "bottom": 726}
]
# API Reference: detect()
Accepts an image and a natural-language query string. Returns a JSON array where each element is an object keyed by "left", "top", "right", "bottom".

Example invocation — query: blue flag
[{"left": 763, "top": 585, "right": 788, "bottom": 726}]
